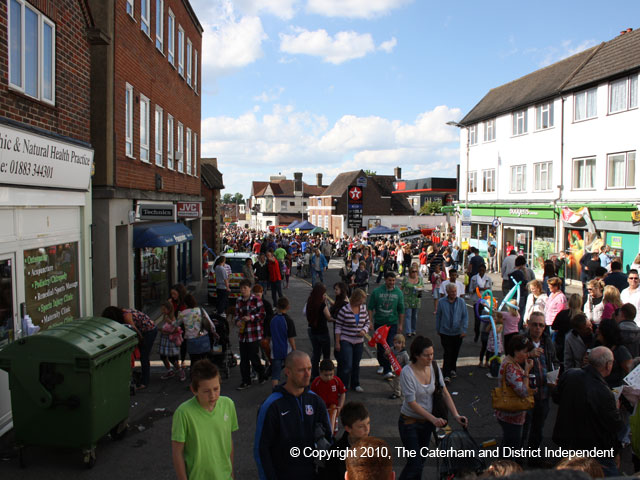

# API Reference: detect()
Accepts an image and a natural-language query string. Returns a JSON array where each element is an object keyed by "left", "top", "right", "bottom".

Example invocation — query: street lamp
[{"left": 446, "top": 121, "right": 469, "bottom": 208}]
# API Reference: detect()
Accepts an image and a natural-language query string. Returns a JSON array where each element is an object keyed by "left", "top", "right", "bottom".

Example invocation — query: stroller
[{"left": 206, "top": 310, "right": 237, "bottom": 379}]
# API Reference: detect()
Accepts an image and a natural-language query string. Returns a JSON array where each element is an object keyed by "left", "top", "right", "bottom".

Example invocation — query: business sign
[
  {"left": 347, "top": 184, "right": 363, "bottom": 228},
  {"left": 177, "top": 202, "right": 202, "bottom": 218},
  {"left": 0, "top": 123, "right": 93, "bottom": 191},
  {"left": 461, "top": 221, "right": 472, "bottom": 239},
  {"left": 348, "top": 186, "right": 363, "bottom": 203},
  {"left": 139, "top": 204, "right": 176, "bottom": 221},
  {"left": 509, "top": 208, "right": 539, "bottom": 217},
  {"left": 356, "top": 176, "right": 368, "bottom": 187},
  {"left": 400, "top": 229, "right": 423, "bottom": 239},
  {"left": 461, "top": 209, "right": 472, "bottom": 221}
]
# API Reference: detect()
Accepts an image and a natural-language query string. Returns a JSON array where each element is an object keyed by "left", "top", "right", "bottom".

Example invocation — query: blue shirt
[{"left": 435, "top": 297, "right": 468, "bottom": 336}]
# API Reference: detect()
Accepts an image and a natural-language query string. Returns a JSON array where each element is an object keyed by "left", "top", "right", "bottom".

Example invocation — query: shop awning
[{"left": 133, "top": 223, "right": 193, "bottom": 248}]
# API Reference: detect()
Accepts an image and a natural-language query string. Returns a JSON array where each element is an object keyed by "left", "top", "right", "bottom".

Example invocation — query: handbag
[
  {"left": 491, "top": 360, "right": 535, "bottom": 412},
  {"left": 432, "top": 362, "right": 448, "bottom": 423},
  {"left": 187, "top": 334, "right": 211, "bottom": 355}
]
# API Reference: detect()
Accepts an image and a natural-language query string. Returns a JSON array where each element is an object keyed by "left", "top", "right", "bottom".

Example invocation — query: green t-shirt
[
  {"left": 171, "top": 396, "right": 239, "bottom": 480},
  {"left": 274, "top": 247, "right": 287, "bottom": 261},
  {"left": 367, "top": 285, "right": 405, "bottom": 326}
]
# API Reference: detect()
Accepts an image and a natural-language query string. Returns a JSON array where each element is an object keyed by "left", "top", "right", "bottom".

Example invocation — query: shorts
[
  {"left": 271, "top": 358, "right": 285, "bottom": 381},
  {"left": 432, "top": 288, "right": 442, "bottom": 299}
]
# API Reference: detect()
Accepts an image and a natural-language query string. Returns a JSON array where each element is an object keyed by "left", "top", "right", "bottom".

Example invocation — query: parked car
[{"left": 207, "top": 253, "right": 258, "bottom": 302}]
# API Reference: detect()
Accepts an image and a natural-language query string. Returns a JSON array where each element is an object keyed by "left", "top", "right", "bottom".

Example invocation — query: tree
[
  {"left": 363, "top": 169, "right": 377, "bottom": 176},
  {"left": 222, "top": 193, "right": 245, "bottom": 204},
  {"left": 419, "top": 200, "right": 442, "bottom": 215},
  {"left": 232, "top": 193, "right": 245, "bottom": 204}
]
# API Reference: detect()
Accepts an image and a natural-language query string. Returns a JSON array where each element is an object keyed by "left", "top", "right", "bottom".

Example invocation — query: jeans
[
  {"left": 338, "top": 340, "right": 363, "bottom": 390},
  {"left": 216, "top": 288, "right": 229, "bottom": 315},
  {"left": 398, "top": 415, "right": 435, "bottom": 480},
  {"left": 376, "top": 324, "right": 397, "bottom": 374},
  {"left": 270, "top": 280, "right": 283, "bottom": 305},
  {"left": 522, "top": 397, "right": 549, "bottom": 449},
  {"left": 139, "top": 327, "right": 158, "bottom": 386},
  {"left": 239, "top": 340, "right": 265, "bottom": 384},
  {"left": 308, "top": 329, "right": 331, "bottom": 378},
  {"left": 404, "top": 308, "right": 418, "bottom": 335},
  {"left": 311, "top": 269, "right": 325, "bottom": 286},
  {"left": 499, "top": 419, "right": 524, "bottom": 451},
  {"left": 439, "top": 333, "right": 463, "bottom": 377}
]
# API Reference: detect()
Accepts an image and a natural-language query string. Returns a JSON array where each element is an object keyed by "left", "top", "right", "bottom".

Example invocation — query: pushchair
[{"left": 206, "top": 310, "right": 237, "bottom": 379}]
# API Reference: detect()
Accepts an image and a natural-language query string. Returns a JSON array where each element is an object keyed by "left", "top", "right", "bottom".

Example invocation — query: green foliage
[
  {"left": 363, "top": 169, "right": 377, "bottom": 176},
  {"left": 222, "top": 193, "right": 245, "bottom": 204},
  {"left": 419, "top": 200, "right": 442, "bottom": 215}
]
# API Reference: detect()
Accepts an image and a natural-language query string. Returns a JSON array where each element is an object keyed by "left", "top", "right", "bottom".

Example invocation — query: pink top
[
  {"left": 545, "top": 292, "right": 568, "bottom": 326},
  {"left": 602, "top": 302, "right": 617, "bottom": 321},
  {"left": 502, "top": 312, "right": 520, "bottom": 335}
]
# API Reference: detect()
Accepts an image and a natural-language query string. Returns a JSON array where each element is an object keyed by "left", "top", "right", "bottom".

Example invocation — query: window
[
  {"left": 167, "top": 10, "right": 175, "bottom": 65},
  {"left": 155, "top": 0, "right": 163, "bottom": 51},
  {"left": 167, "top": 114, "right": 174, "bottom": 169},
  {"left": 139, "top": 94, "right": 150, "bottom": 162},
  {"left": 512, "top": 110, "right": 527, "bottom": 135},
  {"left": 154, "top": 106, "right": 163, "bottom": 166},
  {"left": 290, "top": 202, "right": 295, "bottom": 206},
  {"left": 126, "top": 0, "right": 134, "bottom": 16},
  {"left": 186, "top": 128, "right": 192, "bottom": 175},
  {"left": 469, "top": 125, "right": 477, "bottom": 145},
  {"left": 141, "top": 0, "right": 150, "bottom": 36},
  {"left": 574, "top": 88, "right": 597, "bottom": 121},
  {"left": 186, "top": 39, "right": 192, "bottom": 86},
  {"left": 534, "top": 162, "right": 553, "bottom": 191},
  {"left": 178, "top": 26, "right": 184, "bottom": 77},
  {"left": 607, "top": 151, "right": 636, "bottom": 189},
  {"left": 280, "top": 200, "right": 287, "bottom": 209},
  {"left": 510, "top": 165, "right": 527, "bottom": 192},
  {"left": 193, "top": 132, "right": 197, "bottom": 176},
  {"left": 125, "top": 83, "right": 134, "bottom": 157},
  {"left": 536, "top": 102, "right": 554, "bottom": 130},
  {"left": 467, "top": 171, "right": 477, "bottom": 193},
  {"left": 572, "top": 157, "right": 596, "bottom": 190},
  {"left": 609, "top": 76, "right": 638, "bottom": 114},
  {"left": 482, "top": 169, "right": 495, "bottom": 192},
  {"left": 194, "top": 50, "right": 198, "bottom": 92},
  {"left": 484, "top": 119, "right": 495, "bottom": 142},
  {"left": 9, "top": 0, "right": 55, "bottom": 104},
  {"left": 177, "top": 122, "right": 184, "bottom": 172},
  {"left": 324, "top": 216, "right": 329, "bottom": 228}
]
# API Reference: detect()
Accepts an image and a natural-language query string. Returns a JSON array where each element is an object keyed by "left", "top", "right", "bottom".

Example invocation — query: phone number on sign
[{"left": 0, "top": 160, "right": 53, "bottom": 178}]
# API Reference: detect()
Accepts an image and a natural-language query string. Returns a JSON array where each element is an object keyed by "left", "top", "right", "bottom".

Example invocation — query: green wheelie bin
[{"left": 0, "top": 317, "right": 138, "bottom": 467}]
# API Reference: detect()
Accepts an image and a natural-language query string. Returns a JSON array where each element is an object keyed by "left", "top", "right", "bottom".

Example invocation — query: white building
[{"left": 456, "top": 28, "right": 640, "bottom": 281}]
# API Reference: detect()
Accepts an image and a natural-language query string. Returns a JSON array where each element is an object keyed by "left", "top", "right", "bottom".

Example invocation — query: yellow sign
[
  {"left": 461, "top": 241, "right": 469, "bottom": 250},
  {"left": 632, "top": 211, "right": 640, "bottom": 222}
]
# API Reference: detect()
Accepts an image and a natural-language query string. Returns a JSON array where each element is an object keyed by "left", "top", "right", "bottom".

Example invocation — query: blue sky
[{"left": 190, "top": 0, "right": 640, "bottom": 198}]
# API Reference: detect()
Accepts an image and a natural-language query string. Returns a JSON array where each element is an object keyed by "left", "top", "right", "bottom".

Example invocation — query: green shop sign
[{"left": 468, "top": 204, "right": 556, "bottom": 219}]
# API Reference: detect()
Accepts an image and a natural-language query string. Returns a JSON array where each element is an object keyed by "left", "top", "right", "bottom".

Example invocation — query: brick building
[
  {"left": 0, "top": 0, "right": 95, "bottom": 435},
  {"left": 90, "top": 0, "right": 203, "bottom": 315},
  {"left": 201, "top": 158, "right": 224, "bottom": 255}
]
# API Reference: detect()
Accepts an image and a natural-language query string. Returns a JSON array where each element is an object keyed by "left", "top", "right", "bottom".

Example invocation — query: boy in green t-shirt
[{"left": 172, "top": 359, "right": 238, "bottom": 480}]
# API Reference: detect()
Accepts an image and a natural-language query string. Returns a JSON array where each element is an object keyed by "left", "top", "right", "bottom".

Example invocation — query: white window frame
[
  {"left": 194, "top": 50, "right": 198, "bottom": 93},
  {"left": 177, "top": 122, "right": 184, "bottom": 172},
  {"left": 512, "top": 110, "right": 527, "bottom": 135},
  {"left": 8, "top": 0, "right": 56, "bottom": 105},
  {"left": 141, "top": 0, "right": 150, "bottom": 36},
  {"left": 607, "top": 151, "right": 636, "bottom": 189},
  {"left": 167, "top": 10, "right": 175, "bottom": 65},
  {"left": 483, "top": 119, "right": 495, "bottom": 142},
  {"left": 510, "top": 165, "right": 527, "bottom": 192},
  {"left": 155, "top": 0, "right": 164, "bottom": 51},
  {"left": 536, "top": 102, "right": 554, "bottom": 130},
  {"left": 126, "top": 0, "right": 134, "bottom": 17},
  {"left": 154, "top": 106, "right": 163, "bottom": 167},
  {"left": 178, "top": 26, "right": 184, "bottom": 77},
  {"left": 125, "top": 83, "right": 134, "bottom": 157},
  {"left": 467, "top": 171, "right": 477, "bottom": 193},
  {"left": 468, "top": 125, "right": 477, "bottom": 145},
  {"left": 574, "top": 88, "right": 597, "bottom": 121},
  {"left": 166, "top": 114, "right": 174, "bottom": 170},
  {"left": 139, "top": 94, "right": 150, "bottom": 162},
  {"left": 186, "top": 127, "right": 192, "bottom": 175},
  {"left": 609, "top": 76, "right": 638, "bottom": 114},
  {"left": 533, "top": 161, "right": 553, "bottom": 192},
  {"left": 193, "top": 132, "right": 198, "bottom": 176},
  {"left": 482, "top": 169, "right": 495, "bottom": 192},
  {"left": 572, "top": 157, "right": 596, "bottom": 190},
  {"left": 186, "top": 39, "right": 192, "bottom": 86}
]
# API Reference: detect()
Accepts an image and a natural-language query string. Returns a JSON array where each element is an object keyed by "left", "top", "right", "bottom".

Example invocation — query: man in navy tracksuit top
[{"left": 254, "top": 351, "right": 332, "bottom": 480}]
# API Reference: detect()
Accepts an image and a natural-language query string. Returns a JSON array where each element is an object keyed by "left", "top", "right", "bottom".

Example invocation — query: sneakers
[
  {"left": 354, "top": 386, "right": 364, "bottom": 393},
  {"left": 383, "top": 372, "right": 395, "bottom": 379},
  {"left": 376, "top": 366, "right": 384, "bottom": 375},
  {"left": 160, "top": 369, "right": 176, "bottom": 379},
  {"left": 236, "top": 383, "right": 251, "bottom": 391},
  {"left": 389, "top": 393, "right": 401, "bottom": 399},
  {"left": 444, "top": 376, "right": 451, "bottom": 384},
  {"left": 450, "top": 370, "right": 457, "bottom": 379},
  {"left": 178, "top": 368, "right": 187, "bottom": 382}
]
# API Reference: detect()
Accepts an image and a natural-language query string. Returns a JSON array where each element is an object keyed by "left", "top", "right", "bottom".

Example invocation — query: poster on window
[{"left": 23, "top": 242, "right": 80, "bottom": 329}]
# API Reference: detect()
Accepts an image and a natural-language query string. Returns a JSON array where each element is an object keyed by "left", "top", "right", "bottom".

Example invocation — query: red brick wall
[
  {"left": 0, "top": 0, "right": 91, "bottom": 143},
  {"left": 114, "top": 0, "right": 201, "bottom": 195}
]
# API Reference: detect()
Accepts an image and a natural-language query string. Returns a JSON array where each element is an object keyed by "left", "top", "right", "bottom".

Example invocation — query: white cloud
[
  {"left": 537, "top": 39, "right": 598, "bottom": 67},
  {"left": 307, "top": 0, "right": 413, "bottom": 19},
  {"left": 233, "top": 0, "right": 299, "bottom": 20},
  {"left": 253, "top": 87, "right": 285, "bottom": 103},
  {"left": 280, "top": 28, "right": 375, "bottom": 64},
  {"left": 379, "top": 37, "right": 397, "bottom": 53}
]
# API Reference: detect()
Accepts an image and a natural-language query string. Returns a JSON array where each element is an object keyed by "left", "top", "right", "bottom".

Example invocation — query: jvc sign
[{"left": 177, "top": 202, "right": 202, "bottom": 218}]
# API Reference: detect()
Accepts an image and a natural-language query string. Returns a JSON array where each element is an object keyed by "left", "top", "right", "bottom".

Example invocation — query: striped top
[{"left": 335, "top": 303, "right": 370, "bottom": 344}]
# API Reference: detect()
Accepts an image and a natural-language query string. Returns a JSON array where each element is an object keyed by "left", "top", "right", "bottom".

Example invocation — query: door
[
  {"left": 0, "top": 254, "right": 17, "bottom": 436},
  {"left": 504, "top": 226, "right": 534, "bottom": 266}
]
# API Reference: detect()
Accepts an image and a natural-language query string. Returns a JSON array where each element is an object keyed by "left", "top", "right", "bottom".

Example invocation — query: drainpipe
[{"left": 553, "top": 96, "right": 566, "bottom": 253}]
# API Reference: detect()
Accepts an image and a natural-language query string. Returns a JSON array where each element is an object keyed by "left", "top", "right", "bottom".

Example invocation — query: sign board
[
  {"left": 610, "top": 236, "right": 623, "bottom": 249},
  {"left": 400, "top": 229, "right": 423, "bottom": 239},
  {"left": 461, "top": 241, "right": 469, "bottom": 250},
  {"left": 347, "top": 184, "right": 363, "bottom": 228},
  {"left": 461, "top": 220, "right": 471, "bottom": 239},
  {"left": 632, "top": 210, "right": 640, "bottom": 226},
  {"left": 461, "top": 209, "right": 472, "bottom": 221},
  {"left": 0, "top": 122, "right": 93, "bottom": 191},
  {"left": 139, "top": 204, "right": 176, "bottom": 221},
  {"left": 356, "top": 176, "right": 368, "bottom": 188},
  {"left": 492, "top": 218, "right": 500, "bottom": 228},
  {"left": 348, "top": 186, "right": 363, "bottom": 203},
  {"left": 177, "top": 202, "right": 202, "bottom": 218}
]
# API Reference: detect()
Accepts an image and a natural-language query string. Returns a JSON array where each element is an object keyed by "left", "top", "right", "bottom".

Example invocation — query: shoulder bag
[
  {"left": 491, "top": 360, "right": 534, "bottom": 412},
  {"left": 431, "top": 361, "right": 448, "bottom": 423},
  {"left": 187, "top": 333, "right": 211, "bottom": 355}
]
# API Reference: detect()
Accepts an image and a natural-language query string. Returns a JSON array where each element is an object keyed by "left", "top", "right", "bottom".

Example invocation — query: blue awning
[{"left": 133, "top": 223, "right": 193, "bottom": 248}]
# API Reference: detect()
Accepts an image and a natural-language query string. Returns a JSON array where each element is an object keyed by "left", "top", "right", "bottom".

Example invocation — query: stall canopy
[
  {"left": 368, "top": 225, "right": 398, "bottom": 236},
  {"left": 310, "top": 227, "right": 327, "bottom": 234},
  {"left": 287, "top": 220, "right": 301, "bottom": 229},
  {"left": 133, "top": 223, "right": 193, "bottom": 248},
  {"left": 295, "top": 221, "right": 316, "bottom": 231}
]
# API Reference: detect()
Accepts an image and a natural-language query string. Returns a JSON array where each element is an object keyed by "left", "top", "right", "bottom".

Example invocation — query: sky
[{"left": 189, "top": 0, "right": 640, "bottom": 199}]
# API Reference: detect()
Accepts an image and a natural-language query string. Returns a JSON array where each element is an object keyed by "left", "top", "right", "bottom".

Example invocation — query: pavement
[{"left": 0, "top": 262, "right": 615, "bottom": 479}]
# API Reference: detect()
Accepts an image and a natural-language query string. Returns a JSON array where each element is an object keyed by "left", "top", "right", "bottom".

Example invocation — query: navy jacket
[{"left": 255, "top": 385, "right": 331, "bottom": 480}]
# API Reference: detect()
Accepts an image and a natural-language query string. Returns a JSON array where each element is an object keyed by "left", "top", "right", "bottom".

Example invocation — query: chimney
[
  {"left": 293, "top": 172, "right": 303, "bottom": 193},
  {"left": 316, "top": 173, "right": 323, "bottom": 187},
  {"left": 628, "top": 28, "right": 633, "bottom": 33},
  {"left": 394, "top": 167, "right": 402, "bottom": 180}
]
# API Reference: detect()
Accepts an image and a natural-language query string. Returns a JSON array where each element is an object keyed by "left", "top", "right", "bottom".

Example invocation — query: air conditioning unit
[{"left": 174, "top": 152, "right": 183, "bottom": 160}]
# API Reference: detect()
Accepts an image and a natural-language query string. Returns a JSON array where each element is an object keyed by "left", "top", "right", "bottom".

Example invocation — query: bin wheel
[
  {"left": 18, "top": 447, "right": 26, "bottom": 469},
  {"left": 110, "top": 420, "right": 128, "bottom": 441},
  {"left": 83, "top": 449, "right": 96, "bottom": 469}
]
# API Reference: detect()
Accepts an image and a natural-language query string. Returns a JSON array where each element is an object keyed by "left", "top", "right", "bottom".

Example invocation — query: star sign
[{"left": 349, "top": 187, "right": 362, "bottom": 201}]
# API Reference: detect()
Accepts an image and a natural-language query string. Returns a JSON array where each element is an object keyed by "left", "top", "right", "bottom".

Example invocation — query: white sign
[
  {"left": 509, "top": 208, "right": 539, "bottom": 217},
  {"left": 461, "top": 222, "right": 471, "bottom": 239},
  {"left": 461, "top": 209, "right": 472, "bottom": 221},
  {"left": 139, "top": 204, "right": 176, "bottom": 221},
  {"left": 0, "top": 123, "right": 93, "bottom": 190}
]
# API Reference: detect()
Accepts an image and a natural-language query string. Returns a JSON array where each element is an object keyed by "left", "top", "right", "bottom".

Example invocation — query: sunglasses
[
  {"left": 629, "top": 277, "right": 640, "bottom": 281},
  {"left": 529, "top": 323, "right": 545, "bottom": 327}
]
